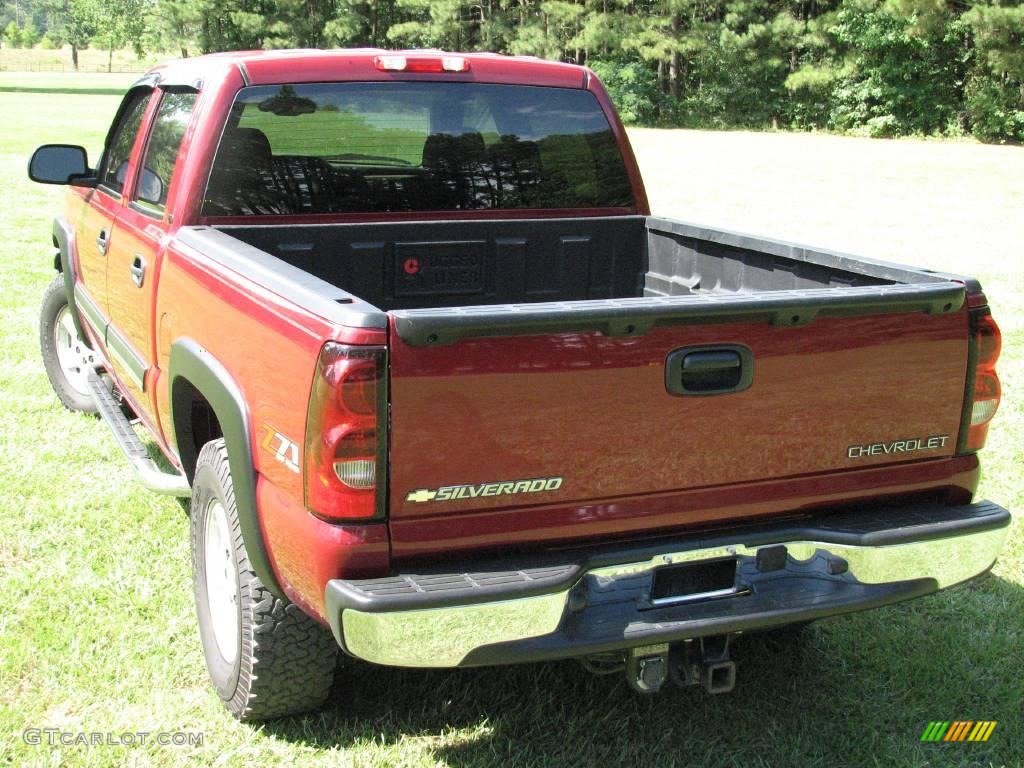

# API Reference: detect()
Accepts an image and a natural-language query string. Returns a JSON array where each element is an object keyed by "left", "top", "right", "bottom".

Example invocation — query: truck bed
[
  {"left": 176, "top": 216, "right": 971, "bottom": 559},
  {"left": 207, "top": 215, "right": 955, "bottom": 316}
]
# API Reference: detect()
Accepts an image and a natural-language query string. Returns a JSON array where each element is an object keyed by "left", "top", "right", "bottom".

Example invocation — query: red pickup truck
[{"left": 30, "top": 49, "right": 1009, "bottom": 721}]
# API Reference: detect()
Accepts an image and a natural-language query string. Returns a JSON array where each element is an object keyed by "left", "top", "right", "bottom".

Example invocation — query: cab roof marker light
[
  {"left": 441, "top": 56, "right": 469, "bottom": 72},
  {"left": 375, "top": 55, "right": 407, "bottom": 71},
  {"left": 373, "top": 55, "right": 470, "bottom": 73}
]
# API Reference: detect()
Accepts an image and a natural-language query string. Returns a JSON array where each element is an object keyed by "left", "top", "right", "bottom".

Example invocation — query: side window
[
  {"left": 133, "top": 91, "right": 198, "bottom": 215},
  {"left": 98, "top": 90, "right": 152, "bottom": 195}
]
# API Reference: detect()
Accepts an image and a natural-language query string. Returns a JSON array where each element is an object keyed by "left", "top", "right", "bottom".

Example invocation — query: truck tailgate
[{"left": 386, "top": 289, "right": 969, "bottom": 552}]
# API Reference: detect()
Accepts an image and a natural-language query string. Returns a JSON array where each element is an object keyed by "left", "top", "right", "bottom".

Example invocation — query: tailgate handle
[{"left": 666, "top": 345, "right": 754, "bottom": 396}]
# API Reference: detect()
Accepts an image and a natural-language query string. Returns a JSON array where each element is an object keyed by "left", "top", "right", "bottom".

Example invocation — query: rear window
[{"left": 201, "top": 82, "right": 634, "bottom": 216}]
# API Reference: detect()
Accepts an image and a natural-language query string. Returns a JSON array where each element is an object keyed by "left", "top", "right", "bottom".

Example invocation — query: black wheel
[
  {"left": 190, "top": 438, "right": 339, "bottom": 721},
  {"left": 39, "top": 275, "right": 98, "bottom": 413}
]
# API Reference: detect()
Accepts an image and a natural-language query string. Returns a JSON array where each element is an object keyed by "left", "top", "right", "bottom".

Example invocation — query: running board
[{"left": 86, "top": 371, "right": 191, "bottom": 497}]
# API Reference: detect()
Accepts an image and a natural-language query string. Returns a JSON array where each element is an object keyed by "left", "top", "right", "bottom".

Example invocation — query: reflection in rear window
[{"left": 202, "top": 82, "right": 634, "bottom": 216}]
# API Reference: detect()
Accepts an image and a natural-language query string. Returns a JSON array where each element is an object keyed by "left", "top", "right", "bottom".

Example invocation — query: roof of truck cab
[{"left": 141, "top": 49, "right": 590, "bottom": 91}]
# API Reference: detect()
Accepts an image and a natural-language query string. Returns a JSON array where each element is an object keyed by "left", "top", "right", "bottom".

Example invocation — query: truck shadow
[{"left": 260, "top": 572, "right": 1021, "bottom": 766}]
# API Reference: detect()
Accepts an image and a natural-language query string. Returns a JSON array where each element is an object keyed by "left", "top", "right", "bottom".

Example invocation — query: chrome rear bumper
[{"left": 326, "top": 499, "right": 1009, "bottom": 668}]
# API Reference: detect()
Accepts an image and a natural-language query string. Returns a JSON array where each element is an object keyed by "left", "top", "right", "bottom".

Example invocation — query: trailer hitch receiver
[{"left": 670, "top": 635, "right": 737, "bottom": 694}]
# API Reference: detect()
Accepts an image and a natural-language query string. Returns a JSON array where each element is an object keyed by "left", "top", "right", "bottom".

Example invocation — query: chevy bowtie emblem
[{"left": 405, "top": 489, "right": 438, "bottom": 503}]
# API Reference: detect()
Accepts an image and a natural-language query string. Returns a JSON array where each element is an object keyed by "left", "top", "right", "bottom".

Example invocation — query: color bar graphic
[{"left": 921, "top": 721, "right": 996, "bottom": 742}]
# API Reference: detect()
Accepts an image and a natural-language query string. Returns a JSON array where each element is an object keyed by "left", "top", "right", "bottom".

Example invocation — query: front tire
[
  {"left": 39, "top": 276, "right": 97, "bottom": 413},
  {"left": 190, "top": 438, "right": 339, "bottom": 721}
]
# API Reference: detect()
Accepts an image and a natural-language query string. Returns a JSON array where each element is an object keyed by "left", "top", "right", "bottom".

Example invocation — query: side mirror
[
  {"left": 28, "top": 145, "right": 96, "bottom": 187},
  {"left": 137, "top": 167, "right": 165, "bottom": 205}
]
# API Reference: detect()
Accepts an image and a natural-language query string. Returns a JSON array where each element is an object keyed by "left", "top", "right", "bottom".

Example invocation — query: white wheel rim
[
  {"left": 53, "top": 305, "right": 94, "bottom": 396},
  {"left": 204, "top": 500, "right": 240, "bottom": 665}
]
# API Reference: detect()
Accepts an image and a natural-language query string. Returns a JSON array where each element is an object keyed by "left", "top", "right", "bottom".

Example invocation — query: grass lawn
[
  {"left": 1, "top": 80, "right": 1021, "bottom": 767},
  {"left": 0, "top": 71, "right": 139, "bottom": 94},
  {"left": 0, "top": 45, "right": 169, "bottom": 75}
]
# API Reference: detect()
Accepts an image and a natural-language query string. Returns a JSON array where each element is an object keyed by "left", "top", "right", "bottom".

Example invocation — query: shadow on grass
[
  {"left": 137, "top": 433, "right": 191, "bottom": 513},
  {"left": 258, "top": 572, "right": 1022, "bottom": 767}
]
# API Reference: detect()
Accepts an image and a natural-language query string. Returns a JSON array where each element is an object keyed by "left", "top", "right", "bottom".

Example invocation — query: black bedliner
[{"left": 186, "top": 214, "right": 970, "bottom": 344}]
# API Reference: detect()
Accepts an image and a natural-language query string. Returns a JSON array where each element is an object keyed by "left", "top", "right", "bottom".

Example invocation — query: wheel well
[{"left": 173, "top": 378, "right": 223, "bottom": 482}]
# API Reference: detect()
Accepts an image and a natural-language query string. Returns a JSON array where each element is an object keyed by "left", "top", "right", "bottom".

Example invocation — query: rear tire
[
  {"left": 190, "top": 438, "right": 338, "bottom": 721},
  {"left": 39, "top": 276, "right": 97, "bottom": 414}
]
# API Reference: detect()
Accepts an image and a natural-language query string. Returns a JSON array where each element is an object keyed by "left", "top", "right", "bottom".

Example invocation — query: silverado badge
[{"left": 406, "top": 476, "right": 563, "bottom": 503}]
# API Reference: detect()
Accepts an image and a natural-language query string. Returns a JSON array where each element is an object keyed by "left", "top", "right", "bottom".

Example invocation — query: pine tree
[
  {"left": 21, "top": 18, "right": 40, "bottom": 47},
  {"left": 146, "top": 0, "right": 200, "bottom": 57},
  {"left": 963, "top": 3, "right": 1024, "bottom": 141},
  {"left": 4, "top": 19, "right": 22, "bottom": 47}
]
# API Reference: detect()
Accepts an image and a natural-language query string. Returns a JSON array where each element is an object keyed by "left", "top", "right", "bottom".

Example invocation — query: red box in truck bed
[{"left": 29, "top": 49, "right": 1008, "bottom": 721}]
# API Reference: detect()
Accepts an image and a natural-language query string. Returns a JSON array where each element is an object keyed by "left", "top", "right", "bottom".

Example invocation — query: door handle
[
  {"left": 665, "top": 345, "right": 754, "bottom": 395},
  {"left": 96, "top": 229, "right": 108, "bottom": 256},
  {"left": 130, "top": 255, "right": 146, "bottom": 288}
]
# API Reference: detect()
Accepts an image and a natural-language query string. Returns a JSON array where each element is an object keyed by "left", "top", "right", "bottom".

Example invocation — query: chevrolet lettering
[{"left": 847, "top": 435, "right": 951, "bottom": 459}]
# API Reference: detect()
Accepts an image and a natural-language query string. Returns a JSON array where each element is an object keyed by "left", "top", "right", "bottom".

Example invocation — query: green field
[
  {"left": 0, "top": 71, "right": 138, "bottom": 94},
  {"left": 0, "top": 45, "right": 166, "bottom": 75},
  {"left": 1, "top": 79, "right": 1021, "bottom": 767}
]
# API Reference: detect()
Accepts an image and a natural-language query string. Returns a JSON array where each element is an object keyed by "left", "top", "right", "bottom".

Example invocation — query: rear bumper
[{"left": 325, "top": 499, "right": 1010, "bottom": 668}]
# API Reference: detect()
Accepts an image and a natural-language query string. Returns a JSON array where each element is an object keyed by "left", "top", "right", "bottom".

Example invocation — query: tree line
[{"left": 2, "top": 0, "right": 1022, "bottom": 141}]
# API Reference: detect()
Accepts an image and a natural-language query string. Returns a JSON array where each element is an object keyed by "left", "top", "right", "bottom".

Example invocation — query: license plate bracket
[{"left": 649, "top": 557, "right": 740, "bottom": 607}]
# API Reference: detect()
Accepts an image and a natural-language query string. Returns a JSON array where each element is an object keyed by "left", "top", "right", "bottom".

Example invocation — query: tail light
[
  {"left": 305, "top": 343, "right": 387, "bottom": 520},
  {"left": 959, "top": 297, "right": 1001, "bottom": 453}
]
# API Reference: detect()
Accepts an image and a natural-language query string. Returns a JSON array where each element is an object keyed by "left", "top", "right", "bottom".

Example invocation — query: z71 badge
[
  {"left": 262, "top": 425, "right": 300, "bottom": 473},
  {"left": 406, "top": 477, "right": 563, "bottom": 503}
]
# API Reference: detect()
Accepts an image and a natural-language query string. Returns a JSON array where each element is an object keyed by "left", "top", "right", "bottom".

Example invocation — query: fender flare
[
  {"left": 169, "top": 338, "right": 284, "bottom": 597},
  {"left": 52, "top": 216, "right": 88, "bottom": 341}
]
